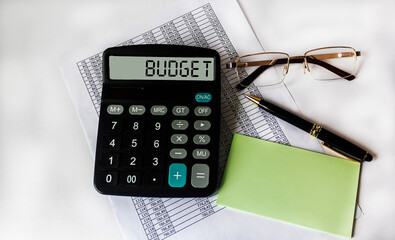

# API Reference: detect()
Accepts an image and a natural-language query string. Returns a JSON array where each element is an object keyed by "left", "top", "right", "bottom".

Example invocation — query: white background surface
[{"left": 0, "top": 0, "right": 394, "bottom": 239}]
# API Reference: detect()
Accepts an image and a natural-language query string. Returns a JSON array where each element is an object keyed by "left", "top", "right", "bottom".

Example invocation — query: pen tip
[{"left": 244, "top": 94, "right": 261, "bottom": 102}]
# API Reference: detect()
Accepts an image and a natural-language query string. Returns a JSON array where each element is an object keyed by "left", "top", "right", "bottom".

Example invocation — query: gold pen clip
[{"left": 321, "top": 142, "right": 359, "bottom": 163}]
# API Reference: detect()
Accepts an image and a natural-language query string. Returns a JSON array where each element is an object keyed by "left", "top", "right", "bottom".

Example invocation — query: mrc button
[
  {"left": 150, "top": 105, "right": 167, "bottom": 115},
  {"left": 195, "top": 93, "right": 212, "bottom": 103}
]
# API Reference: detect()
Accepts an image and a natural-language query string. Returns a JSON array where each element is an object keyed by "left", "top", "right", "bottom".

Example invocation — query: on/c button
[{"left": 195, "top": 93, "right": 212, "bottom": 103}]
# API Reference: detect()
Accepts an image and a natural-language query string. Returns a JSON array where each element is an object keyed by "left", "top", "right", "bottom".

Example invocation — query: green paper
[{"left": 217, "top": 134, "right": 360, "bottom": 237}]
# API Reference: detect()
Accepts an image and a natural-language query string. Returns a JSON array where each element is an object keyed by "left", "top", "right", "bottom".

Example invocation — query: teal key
[
  {"left": 195, "top": 92, "right": 212, "bottom": 103},
  {"left": 168, "top": 163, "right": 187, "bottom": 188}
]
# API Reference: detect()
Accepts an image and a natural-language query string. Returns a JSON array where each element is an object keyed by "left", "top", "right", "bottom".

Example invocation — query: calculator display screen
[{"left": 109, "top": 56, "right": 215, "bottom": 81}]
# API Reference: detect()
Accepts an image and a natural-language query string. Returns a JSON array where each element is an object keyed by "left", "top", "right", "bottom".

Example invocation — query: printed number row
[
  {"left": 100, "top": 171, "right": 163, "bottom": 187},
  {"left": 105, "top": 119, "right": 164, "bottom": 132},
  {"left": 101, "top": 153, "right": 164, "bottom": 169}
]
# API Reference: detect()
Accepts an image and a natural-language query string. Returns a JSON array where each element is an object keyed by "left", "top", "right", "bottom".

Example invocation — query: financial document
[{"left": 60, "top": 0, "right": 328, "bottom": 239}]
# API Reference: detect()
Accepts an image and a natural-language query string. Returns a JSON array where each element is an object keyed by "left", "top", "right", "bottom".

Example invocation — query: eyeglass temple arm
[{"left": 235, "top": 54, "right": 359, "bottom": 89}]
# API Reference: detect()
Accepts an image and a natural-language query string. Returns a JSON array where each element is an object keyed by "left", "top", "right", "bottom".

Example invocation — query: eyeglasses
[{"left": 226, "top": 46, "right": 361, "bottom": 89}]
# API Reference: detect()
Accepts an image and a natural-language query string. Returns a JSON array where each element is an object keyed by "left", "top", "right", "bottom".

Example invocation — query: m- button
[{"left": 129, "top": 105, "right": 146, "bottom": 115}]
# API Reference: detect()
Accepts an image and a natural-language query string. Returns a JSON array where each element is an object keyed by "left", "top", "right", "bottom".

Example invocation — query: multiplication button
[{"left": 171, "top": 134, "right": 188, "bottom": 144}]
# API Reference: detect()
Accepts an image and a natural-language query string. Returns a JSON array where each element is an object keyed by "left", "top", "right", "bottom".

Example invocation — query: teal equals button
[
  {"left": 168, "top": 163, "right": 187, "bottom": 188},
  {"left": 195, "top": 93, "right": 212, "bottom": 103}
]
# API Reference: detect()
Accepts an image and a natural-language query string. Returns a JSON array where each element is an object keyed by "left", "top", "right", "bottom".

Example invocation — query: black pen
[{"left": 245, "top": 94, "right": 373, "bottom": 162}]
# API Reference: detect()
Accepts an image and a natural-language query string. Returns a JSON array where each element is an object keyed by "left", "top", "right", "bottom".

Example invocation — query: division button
[
  {"left": 107, "top": 105, "right": 124, "bottom": 115},
  {"left": 170, "top": 148, "right": 187, "bottom": 159},
  {"left": 171, "top": 120, "right": 189, "bottom": 130},
  {"left": 194, "top": 120, "right": 211, "bottom": 131},
  {"left": 168, "top": 163, "right": 187, "bottom": 188},
  {"left": 129, "top": 105, "right": 146, "bottom": 115},
  {"left": 191, "top": 164, "right": 210, "bottom": 188}
]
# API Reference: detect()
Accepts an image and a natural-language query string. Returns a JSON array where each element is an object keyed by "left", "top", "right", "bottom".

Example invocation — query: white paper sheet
[{"left": 59, "top": 0, "right": 333, "bottom": 239}]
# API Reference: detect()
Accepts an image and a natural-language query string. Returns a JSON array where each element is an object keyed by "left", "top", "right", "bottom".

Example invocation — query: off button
[{"left": 195, "top": 93, "right": 212, "bottom": 103}]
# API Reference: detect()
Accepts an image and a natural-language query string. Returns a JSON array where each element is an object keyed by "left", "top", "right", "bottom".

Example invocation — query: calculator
[{"left": 94, "top": 45, "right": 221, "bottom": 197}]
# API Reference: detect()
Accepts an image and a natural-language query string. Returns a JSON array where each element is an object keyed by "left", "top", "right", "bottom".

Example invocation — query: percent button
[{"left": 193, "top": 134, "right": 211, "bottom": 145}]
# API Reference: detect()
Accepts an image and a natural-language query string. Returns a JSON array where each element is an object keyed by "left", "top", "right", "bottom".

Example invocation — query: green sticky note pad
[{"left": 217, "top": 134, "right": 361, "bottom": 237}]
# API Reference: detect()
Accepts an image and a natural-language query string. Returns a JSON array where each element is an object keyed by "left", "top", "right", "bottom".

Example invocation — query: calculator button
[
  {"left": 168, "top": 163, "right": 187, "bottom": 188},
  {"left": 121, "top": 172, "right": 141, "bottom": 187},
  {"left": 129, "top": 105, "right": 146, "bottom": 115},
  {"left": 195, "top": 93, "right": 212, "bottom": 103},
  {"left": 192, "top": 149, "right": 210, "bottom": 159},
  {"left": 194, "top": 106, "right": 211, "bottom": 116},
  {"left": 123, "top": 154, "right": 142, "bottom": 168},
  {"left": 128, "top": 137, "right": 143, "bottom": 150},
  {"left": 193, "top": 134, "right": 211, "bottom": 145},
  {"left": 100, "top": 171, "right": 118, "bottom": 186},
  {"left": 170, "top": 148, "right": 187, "bottom": 159},
  {"left": 150, "top": 105, "right": 167, "bottom": 115},
  {"left": 145, "top": 154, "right": 164, "bottom": 169},
  {"left": 171, "top": 120, "right": 189, "bottom": 130},
  {"left": 148, "top": 137, "right": 165, "bottom": 151},
  {"left": 194, "top": 120, "right": 211, "bottom": 131},
  {"left": 128, "top": 120, "right": 144, "bottom": 133},
  {"left": 171, "top": 134, "right": 188, "bottom": 144},
  {"left": 191, "top": 164, "right": 210, "bottom": 188},
  {"left": 150, "top": 120, "right": 166, "bottom": 132},
  {"left": 104, "top": 136, "right": 122, "bottom": 150},
  {"left": 105, "top": 118, "right": 123, "bottom": 132},
  {"left": 101, "top": 153, "right": 120, "bottom": 168},
  {"left": 107, "top": 105, "right": 124, "bottom": 115},
  {"left": 145, "top": 173, "right": 163, "bottom": 187},
  {"left": 172, "top": 106, "right": 189, "bottom": 116}
]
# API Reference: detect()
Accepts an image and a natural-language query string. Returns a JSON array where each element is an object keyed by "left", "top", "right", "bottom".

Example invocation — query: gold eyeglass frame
[{"left": 226, "top": 46, "right": 361, "bottom": 89}]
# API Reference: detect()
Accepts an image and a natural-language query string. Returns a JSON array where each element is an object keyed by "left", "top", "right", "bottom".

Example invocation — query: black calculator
[{"left": 94, "top": 45, "right": 221, "bottom": 197}]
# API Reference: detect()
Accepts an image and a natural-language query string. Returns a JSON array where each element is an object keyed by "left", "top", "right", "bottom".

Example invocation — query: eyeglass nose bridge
[
  {"left": 303, "top": 58, "right": 310, "bottom": 74},
  {"left": 283, "top": 64, "right": 289, "bottom": 76}
]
